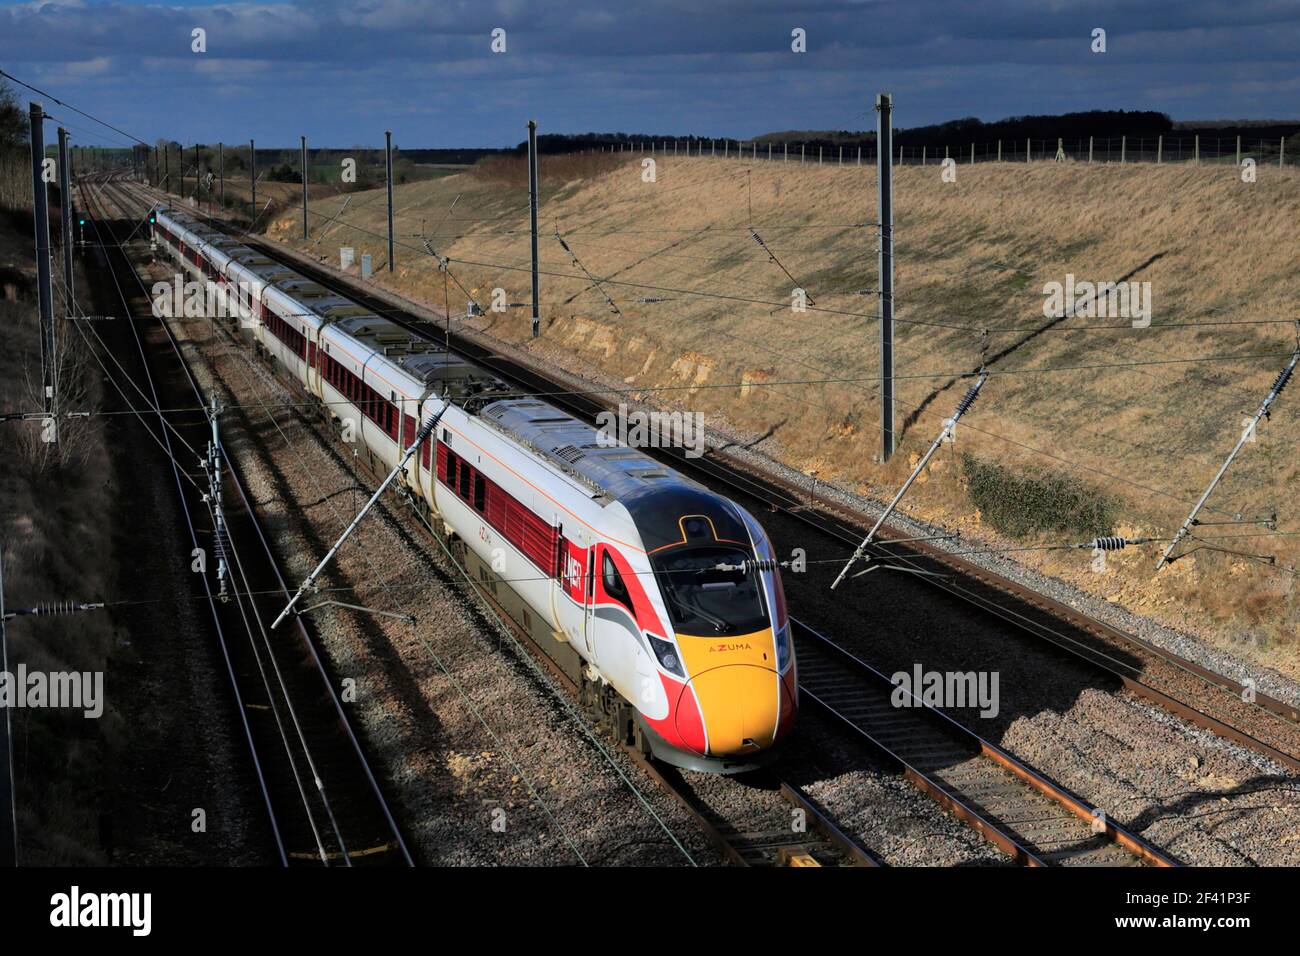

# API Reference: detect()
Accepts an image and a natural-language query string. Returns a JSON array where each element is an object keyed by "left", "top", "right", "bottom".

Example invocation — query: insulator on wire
[
  {"left": 715, "top": 559, "right": 783, "bottom": 573},
  {"left": 1272, "top": 363, "right": 1293, "bottom": 397},
  {"left": 954, "top": 380, "right": 983, "bottom": 416},
  {"left": 1077, "top": 535, "right": 1153, "bottom": 551}
]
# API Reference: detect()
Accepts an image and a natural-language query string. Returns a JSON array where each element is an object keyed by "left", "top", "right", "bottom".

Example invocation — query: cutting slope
[{"left": 266, "top": 154, "right": 1300, "bottom": 668}]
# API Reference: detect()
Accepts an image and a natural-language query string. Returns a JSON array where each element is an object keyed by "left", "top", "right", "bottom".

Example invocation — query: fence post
[
  {"left": 819, "top": 146, "right": 823, "bottom": 164},
  {"left": 1026, "top": 137, "right": 1031, "bottom": 162},
  {"left": 1282, "top": 136, "right": 1287, "bottom": 168},
  {"left": 839, "top": 145, "right": 842, "bottom": 164},
  {"left": 970, "top": 142, "right": 974, "bottom": 164},
  {"left": 1157, "top": 134, "right": 1163, "bottom": 164},
  {"left": 1121, "top": 135, "right": 1126, "bottom": 163},
  {"left": 1195, "top": 134, "right": 1199, "bottom": 164},
  {"left": 1236, "top": 135, "right": 1241, "bottom": 165},
  {"left": 997, "top": 139, "right": 1001, "bottom": 162},
  {"left": 801, "top": 144, "right": 805, "bottom": 162},
  {"left": 1088, "top": 135, "right": 1093, "bottom": 163},
  {"left": 922, "top": 146, "right": 926, "bottom": 165},
  {"left": 784, "top": 142, "right": 788, "bottom": 162}
]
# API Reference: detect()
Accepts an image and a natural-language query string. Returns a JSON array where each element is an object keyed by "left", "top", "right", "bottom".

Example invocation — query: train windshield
[{"left": 651, "top": 546, "right": 769, "bottom": 635}]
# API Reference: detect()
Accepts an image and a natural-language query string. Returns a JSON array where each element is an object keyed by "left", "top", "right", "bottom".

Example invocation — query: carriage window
[
  {"left": 446, "top": 450, "right": 459, "bottom": 489},
  {"left": 459, "top": 461, "right": 471, "bottom": 500},
  {"left": 602, "top": 551, "right": 632, "bottom": 612},
  {"left": 473, "top": 475, "right": 486, "bottom": 513}
]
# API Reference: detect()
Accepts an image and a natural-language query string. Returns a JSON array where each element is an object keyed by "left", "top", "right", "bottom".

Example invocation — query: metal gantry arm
[
  {"left": 831, "top": 374, "right": 986, "bottom": 590},
  {"left": 271, "top": 407, "right": 445, "bottom": 629},
  {"left": 1157, "top": 347, "right": 1298, "bottom": 570}
]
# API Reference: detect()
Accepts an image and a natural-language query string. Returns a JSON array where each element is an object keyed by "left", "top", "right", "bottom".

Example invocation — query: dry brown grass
[
  {"left": 468, "top": 151, "right": 627, "bottom": 188},
  {"left": 270, "top": 155, "right": 1300, "bottom": 674},
  {"left": 0, "top": 265, "right": 116, "bottom": 863}
]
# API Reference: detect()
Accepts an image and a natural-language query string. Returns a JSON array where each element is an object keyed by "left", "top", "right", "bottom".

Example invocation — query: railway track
[
  {"left": 119, "top": 177, "right": 1294, "bottom": 863},
  {"left": 793, "top": 618, "right": 1173, "bottom": 866},
  {"left": 81, "top": 175, "right": 412, "bottom": 867},
  {"left": 102, "top": 176, "right": 876, "bottom": 867},
  {"left": 215, "top": 213, "right": 1300, "bottom": 772},
  {"left": 457, "top": 555, "right": 878, "bottom": 867}
]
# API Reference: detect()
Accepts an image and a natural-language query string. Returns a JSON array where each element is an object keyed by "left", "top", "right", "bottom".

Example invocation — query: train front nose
[{"left": 677, "top": 663, "right": 791, "bottom": 756}]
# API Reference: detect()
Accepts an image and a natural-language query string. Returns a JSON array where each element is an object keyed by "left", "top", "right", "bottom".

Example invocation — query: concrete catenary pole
[
  {"left": 300, "top": 135, "right": 309, "bottom": 240},
  {"left": 876, "top": 92, "right": 895, "bottom": 462},
  {"left": 249, "top": 139, "right": 256, "bottom": 220},
  {"left": 57, "top": 126, "right": 73, "bottom": 307},
  {"left": 528, "top": 119, "right": 540, "bottom": 338},
  {"left": 385, "top": 129, "right": 394, "bottom": 272},
  {"left": 28, "top": 102, "right": 56, "bottom": 420},
  {"left": 0, "top": 549, "right": 14, "bottom": 868}
]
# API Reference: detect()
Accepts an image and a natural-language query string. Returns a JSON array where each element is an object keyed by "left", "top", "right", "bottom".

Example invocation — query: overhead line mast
[
  {"left": 831, "top": 373, "right": 986, "bottom": 589},
  {"left": 1157, "top": 345, "right": 1299, "bottom": 570}
]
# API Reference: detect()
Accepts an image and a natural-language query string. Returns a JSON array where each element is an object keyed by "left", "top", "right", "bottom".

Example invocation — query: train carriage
[{"left": 151, "top": 206, "right": 796, "bottom": 773}]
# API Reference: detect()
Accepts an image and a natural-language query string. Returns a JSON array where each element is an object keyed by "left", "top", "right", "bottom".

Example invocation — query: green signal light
[{"left": 78, "top": 218, "right": 85, "bottom": 225}]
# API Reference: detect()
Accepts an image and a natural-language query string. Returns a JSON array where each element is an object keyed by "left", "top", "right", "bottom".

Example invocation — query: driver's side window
[{"left": 602, "top": 550, "right": 633, "bottom": 612}]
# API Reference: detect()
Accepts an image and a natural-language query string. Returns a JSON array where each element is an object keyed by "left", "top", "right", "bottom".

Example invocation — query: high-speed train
[{"left": 151, "top": 205, "right": 796, "bottom": 773}]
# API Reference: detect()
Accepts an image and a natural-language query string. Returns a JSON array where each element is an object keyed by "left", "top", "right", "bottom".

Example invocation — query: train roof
[
  {"left": 481, "top": 398, "right": 696, "bottom": 503},
  {"left": 154, "top": 207, "right": 704, "bottom": 509}
]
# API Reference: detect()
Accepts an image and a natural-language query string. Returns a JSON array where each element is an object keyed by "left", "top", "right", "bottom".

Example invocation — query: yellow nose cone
[{"left": 682, "top": 664, "right": 781, "bottom": 755}]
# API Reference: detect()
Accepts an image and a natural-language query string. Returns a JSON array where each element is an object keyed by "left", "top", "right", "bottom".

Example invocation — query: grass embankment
[
  {"left": 267, "top": 154, "right": 1300, "bottom": 676},
  {"left": 0, "top": 203, "right": 119, "bottom": 863}
]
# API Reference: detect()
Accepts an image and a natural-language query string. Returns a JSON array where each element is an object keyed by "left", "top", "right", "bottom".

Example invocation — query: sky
[{"left": 2, "top": 0, "right": 1299, "bottom": 149}]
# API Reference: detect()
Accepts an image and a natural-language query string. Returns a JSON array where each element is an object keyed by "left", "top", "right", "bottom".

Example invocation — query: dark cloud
[{"left": 1, "top": 0, "right": 1296, "bottom": 146}]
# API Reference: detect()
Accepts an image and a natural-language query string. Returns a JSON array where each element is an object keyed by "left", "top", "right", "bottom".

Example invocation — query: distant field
[{"left": 267, "top": 154, "right": 1300, "bottom": 672}]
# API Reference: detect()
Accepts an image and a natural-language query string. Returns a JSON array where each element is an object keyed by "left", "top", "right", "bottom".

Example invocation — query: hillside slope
[{"left": 266, "top": 155, "right": 1300, "bottom": 672}]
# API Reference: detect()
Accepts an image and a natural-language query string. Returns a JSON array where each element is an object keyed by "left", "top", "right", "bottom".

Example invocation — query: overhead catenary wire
[
  {"left": 553, "top": 230, "right": 623, "bottom": 317},
  {"left": 146, "top": 176, "right": 1299, "bottom": 353},
  {"left": 84, "top": 177, "right": 404, "bottom": 867},
  {"left": 75, "top": 180, "right": 293, "bottom": 863},
  {"left": 207, "top": 307, "right": 664, "bottom": 867},
  {"left": 134, "top": 180, "right": 1292, "bottom": 521},
  {"left": 101, "top": 181, "right": 1300, "bottom": 540},
  {"left": 121, "top": 175, "right": 702, "bottom": 863},
  {"left": 1157, "top": 345, "right": 1300, "bottom": 570},
  {"left": 94, "top": 179, "right": 1300, "bottom": 759}
]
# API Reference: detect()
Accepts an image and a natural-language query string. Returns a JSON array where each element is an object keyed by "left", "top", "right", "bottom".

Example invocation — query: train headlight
[
  {"left": 647, "top": 634, "right": 684, "bottom": 678},
  {"left": 775, "top": 622, "right": 792, "bottom": 673}
]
